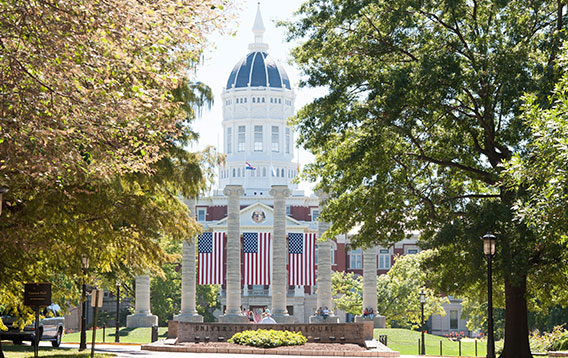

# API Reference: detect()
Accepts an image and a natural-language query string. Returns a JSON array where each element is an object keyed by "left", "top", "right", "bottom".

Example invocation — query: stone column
[
  {"left": 362, "top": 247, "right": 378, "bottom": 312},
  {"left": 269, "top": 185, "right": 294, "bottom": 323},
  {"left": 310, "top": 191, "right": 339, "bottom": 323},
  {"left": 354, "top": 247, "right": 386, "bottom": 327},
  {"left": 219, "top": 185, "right": 248, "bottom": 323},
  {"left": 126, "top": 275, "right": 158, "bottom": 327},
  {"left": 175, "top": 199, "right": 203, "bottom": 322}
]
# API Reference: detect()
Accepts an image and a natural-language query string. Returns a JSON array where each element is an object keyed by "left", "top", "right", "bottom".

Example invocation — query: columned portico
[
  {"left": 126, "top": 275, "right": 158, "bottom": 327},
  {"left": 175, "top": 199, "right": 203, "bottom": 322},
  {"left": 219, "top": 185, "right": 248, "bottom": 323},
  {"left": 269, "top": 185, "right": 294, "bottom": 323},
  {"left": 310, "top": 192, "right": 339, "bottom": 323}
]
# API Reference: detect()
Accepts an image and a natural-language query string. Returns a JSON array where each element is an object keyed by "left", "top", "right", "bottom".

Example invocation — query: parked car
[{"left": 0, "top": 304, "right": 64, "bottom": 347}]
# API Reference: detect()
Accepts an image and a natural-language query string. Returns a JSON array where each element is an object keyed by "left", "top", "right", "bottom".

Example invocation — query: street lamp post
[
  {"left": 482, "top": 233, "right": 497, "bottom": 358},
  {"left": 115, "top": 282, "right": 121, "bottom": 343},
  {"left": 419, "top": 288, "right": 426, "bottom": 355},
  {"left": 79, "top": 255, "right": 89, "bottom": 351}
]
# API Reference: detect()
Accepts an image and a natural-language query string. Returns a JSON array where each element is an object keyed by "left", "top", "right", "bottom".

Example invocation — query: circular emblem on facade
[{"left": 251, "top": 210, "right": 266, "bottom": 223}]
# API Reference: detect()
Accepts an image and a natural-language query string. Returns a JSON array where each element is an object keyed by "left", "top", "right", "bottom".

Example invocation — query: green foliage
[
  {"left": 284, "top": 0, "right": 567, "bottom": 355},
  {"left": 149, "top": 237, "right": 220, "bottom": 325},
  {"left": 377, "top": 251, "right": 448, "bottom": 329},
  {"left": 228, "top": 329, "right": 307, "bottom": 348},
  {"left": 331, "top": 251, "right": 448, "bottom": 328},
  {"left": 331, "top": 271, "right": 362, "bottom": 315},
  {"left": 530, "top": 326, "right": 568, "bottom": 352},
  {"left": 0, "top": 0, "right": 232, "bottom": 330},
  {"left": 196, "top": 284, "right": 221, "bottom": 322}
]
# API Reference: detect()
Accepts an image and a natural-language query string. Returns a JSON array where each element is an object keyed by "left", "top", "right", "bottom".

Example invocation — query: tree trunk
[{"left": 499, "top": 275, "right": 532, "bottom": 358}]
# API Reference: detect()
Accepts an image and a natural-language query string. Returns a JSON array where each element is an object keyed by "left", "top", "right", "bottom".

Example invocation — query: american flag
[
  {"left": 197, "top": 232, "right": 225, "bottom": 285},
  {"left": 288, "top": 232, "right": 316, "bottom": 286},
  {"left": 243, "top": 232, "right": 271, "bottom": 285}
]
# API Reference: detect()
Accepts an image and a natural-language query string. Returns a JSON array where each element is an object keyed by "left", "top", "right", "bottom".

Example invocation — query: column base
[
  {"left": 309, "top": 315, "right": 340, "bottom": 323},
  {"left": 354, "top": 315, "right": 386, "bottom": 328},
  {"left": 126, "top": 313, "right": 158, "bottom": 328},
  {"left": 174, "top": 313, "right": 203, "bottom": 323},
  {"left": 218, "top": 314, "right": 249, "bottom": 323},
  {"left": 272, "top": 314, "right": 296, "bottom": 324}
]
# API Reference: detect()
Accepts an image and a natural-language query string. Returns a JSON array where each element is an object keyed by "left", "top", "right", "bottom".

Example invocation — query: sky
[{"left": 191, "top": 0, "right": 326, "bottom": 194}]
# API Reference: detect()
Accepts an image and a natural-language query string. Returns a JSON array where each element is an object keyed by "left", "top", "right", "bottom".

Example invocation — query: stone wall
[{"left": 169, "top": 321, "right": 374, "bottom": 346}]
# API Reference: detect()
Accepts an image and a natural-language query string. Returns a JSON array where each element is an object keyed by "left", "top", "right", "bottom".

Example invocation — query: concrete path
[{"left": 23, "top": 342, "right": 456, "bottom": 358}]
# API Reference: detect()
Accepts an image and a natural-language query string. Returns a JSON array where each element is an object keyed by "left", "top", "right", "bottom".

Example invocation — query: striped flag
[
  {"left": 288, "top": 232, "right": 316, "bottom": 286},
  {"left": 243, "top": 232, "right": 271, "bottom": 285},
  {"left": 198, "top": 232, "right": 225, "bottom": 285}
]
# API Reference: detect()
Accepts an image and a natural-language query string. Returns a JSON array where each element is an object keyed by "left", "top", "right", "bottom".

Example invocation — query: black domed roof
[{"left": 226, "top": 51, "right": 291, "bottom": 90}]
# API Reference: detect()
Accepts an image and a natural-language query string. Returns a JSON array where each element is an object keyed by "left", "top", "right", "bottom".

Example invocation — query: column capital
[
  {"left": 223, "top": 185, "right": 244, "bottom": 197},
  {"left": 269, "top": 185, "right": 291, "bottom": 198}
]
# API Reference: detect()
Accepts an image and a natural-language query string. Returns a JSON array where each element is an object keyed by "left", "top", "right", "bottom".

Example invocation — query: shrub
[
  {"left": 228, "top": 329, "right": 307, "bottom": 348},
  {"left": 530, "top": 326, "right": 568, "bottom": 352}
]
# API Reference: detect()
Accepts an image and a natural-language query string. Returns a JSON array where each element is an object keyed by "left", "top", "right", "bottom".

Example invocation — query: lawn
[
  {"left": 61, "top": 327, "right": 168, "bottom": 344},
  {"left": 0, "top": 343, "right": 112, "bottom": 358},
  {"left": 375, "top": 328, "right": 490, "bottom": 356}
]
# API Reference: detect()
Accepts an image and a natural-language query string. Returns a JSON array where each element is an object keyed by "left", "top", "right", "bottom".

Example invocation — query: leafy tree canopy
[
  {"left": 0, "top": 0, "right": 232, "bottom": 327},
  {"left": 332, "top": 250, "right": 448, "bottom": 328},
  {"left": 284, "top": 1, "right": 566, "bottom": 356}
]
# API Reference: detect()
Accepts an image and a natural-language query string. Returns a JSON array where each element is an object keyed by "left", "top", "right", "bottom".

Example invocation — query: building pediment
[{"left": 209, "top": 202, "right": 308, "bottom": 231}]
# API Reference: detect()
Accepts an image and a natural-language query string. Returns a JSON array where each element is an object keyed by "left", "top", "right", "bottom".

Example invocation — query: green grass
[
  {"left": 61, "top": 327, "right": 168, "bottom": 344},
  {"left": 375, "top": 328, "right": 490, "bottom": 356},
  {"left": 1, "top": 343, "right": 112, "bottom": 358}
]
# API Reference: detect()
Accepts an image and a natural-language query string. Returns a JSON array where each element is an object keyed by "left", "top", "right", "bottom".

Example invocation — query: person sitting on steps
[{"left": 322, "top": 306, "right": 330, "bottom": 319}]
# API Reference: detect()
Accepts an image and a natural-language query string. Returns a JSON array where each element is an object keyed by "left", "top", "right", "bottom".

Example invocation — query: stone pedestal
[
  {"left": 271, "top": 314, "right": 296, "bottom": 323},
  {"left": 219, "top": 185, "right": 246, "bottom": 322},
  {"left": 127, "top": 275, "right": 158, "bottom": 327},
  {"left": 269, "top": 185, "right": 291, "bottom": 319},
  {"left": 354, "top": 315, "right": 386, "bottom": 328},
  {"left": 309, "top": 315, "right": 340, "bottom": 323}
]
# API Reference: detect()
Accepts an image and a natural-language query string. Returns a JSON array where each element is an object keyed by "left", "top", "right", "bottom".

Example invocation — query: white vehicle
[{"left": 0, "top": 304, "right": 65, "bottom": 347}]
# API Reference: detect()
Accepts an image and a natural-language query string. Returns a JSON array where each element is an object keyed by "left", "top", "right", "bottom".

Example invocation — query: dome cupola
[{"left": 225, "top": 4, "right": 291, "bottom": 90}]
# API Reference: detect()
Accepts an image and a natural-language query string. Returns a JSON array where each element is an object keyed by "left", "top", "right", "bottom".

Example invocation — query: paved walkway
[
  {"left": 1, "top": 342, "right": 467, "bottom": 358},
  {"left": 57, "top": 343, "right": 467, "bottom": 358}
]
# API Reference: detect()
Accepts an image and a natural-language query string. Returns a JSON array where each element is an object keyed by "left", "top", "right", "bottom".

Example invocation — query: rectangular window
[
  {"left": 286, "top": 128, "right": 291, "bottom": 154},
  {"left": 407, "top": 249, "right": 419, "bottom": 255},
  {"left": 331, "top": 246, "right": 335, "bottom": 265},
  {"left": 227, "top": 127, "right": 232, "bottom": 154},
  {"left": 311, "top": 209, "right": 319, "bottom": 222},
  {"left": 450, "top": 310, "right": 458, "bottom": 329},
  {"left": 254, "top": 125, "right": 263, "bottom": 151},
  {"left": 378, "top": 249, "right": 390, "bottom": 269},
  {"left": 197, "top": 208, "right": 206, "bottom": 222},
  {"left": 238, "top": 125, "right": 246, "bottom": 152},
  {"left": 349, "top": 248, "right": 362, "bottom": 269},
  {"left": 272, "top": 126, "right": 279, "bottom": 152}
]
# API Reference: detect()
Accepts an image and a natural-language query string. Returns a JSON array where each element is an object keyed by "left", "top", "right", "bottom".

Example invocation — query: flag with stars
[
  {"left": 288, "top": 232, "right": 316, "bottom": 286},
  {"left": 197, "top": 232, "right": 225, "bottom": 285},
  {"left": 243, "top": 232, "right": 271, "bottom": 285}
]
